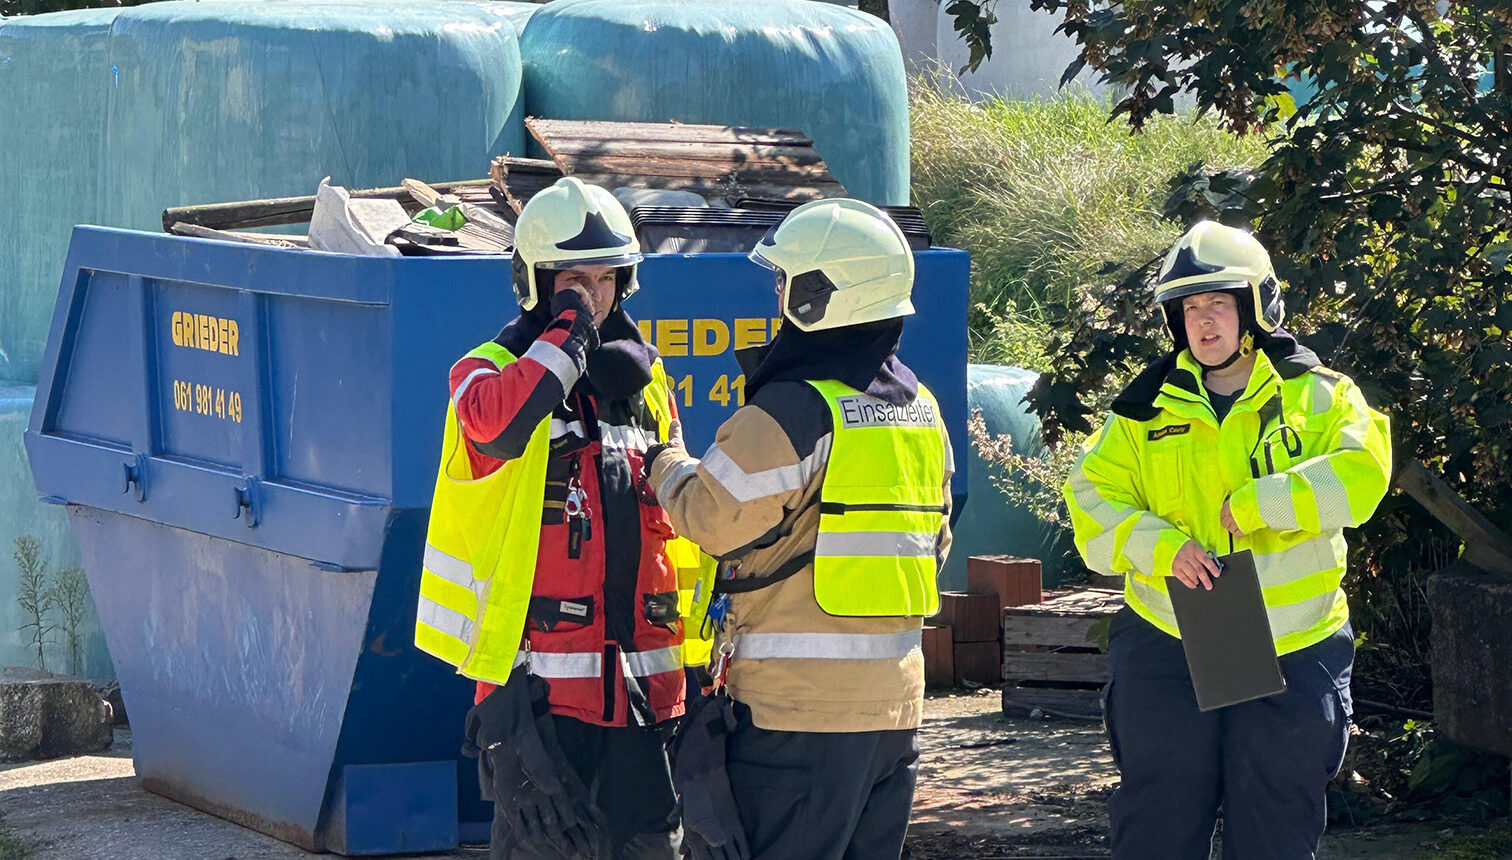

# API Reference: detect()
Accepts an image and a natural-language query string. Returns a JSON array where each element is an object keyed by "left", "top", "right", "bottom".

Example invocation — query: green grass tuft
[
  {"left": 1429, "top": 820, "right": 1512, "bottom": 860},
  {"left": 0, "top": 829, "right": 30, "bottom": 860},
  {"left": 909, "top": 78, "right": 1271, "bottom": 365}
]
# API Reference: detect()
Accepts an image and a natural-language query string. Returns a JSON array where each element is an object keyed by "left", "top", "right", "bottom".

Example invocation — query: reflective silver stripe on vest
[
  {"left": 423, "top": 544, "right": 474, "bottom": 587},
  {"left": 623, "top": 646, "right": 683, "bottom": 677},
  {"left": 1298, "top": 459, "right": 1352, "bottom": 530},
  {"left": 516, "top": 647, "right": 682, "bottom": 679},
  {"left": 522, "top": 650, "right": 603, "bottom": 679},
  {"left": 1255, "top": 477, "right": 1300, "bottom": 531},
  {"left": 814, "top": 530, "right": 936, "bottom": 558},
  {"left": 1253, "top": 534, "right": 1339, "bottom": 587},
  {"left": 735, "top": 629, "right": 922, "bottom": 661},
  {"left": 417, "top": 598, "right": 473, "bottom": 643},
  {"left": 550, "top": 418, "right": 588, "bottom": 439},
  {"left": 600, "top": 422, "right": 654, "bottom": 452},
  {"left": 1266, "top": 589, "right": 1342, "bottom": 636}
]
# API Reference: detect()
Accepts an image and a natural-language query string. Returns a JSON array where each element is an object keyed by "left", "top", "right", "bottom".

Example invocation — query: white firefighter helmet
[
  {"left": 1154, "top": 220, "right": 1285, "bottom": 345},
  {"left": 512, "top": 177, "right": 643, "bottom": 311},
  {"left": 749, "top": 198, "right": 915, "bottom": 332}
]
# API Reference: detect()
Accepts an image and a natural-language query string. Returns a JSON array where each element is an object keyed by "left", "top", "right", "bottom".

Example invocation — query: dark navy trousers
[
  {"left": 1103, "top": 607, "right": 1353, "bottom": 860},
  {"left": 724, "top": 700, "right": 920, "bottom": 860}
]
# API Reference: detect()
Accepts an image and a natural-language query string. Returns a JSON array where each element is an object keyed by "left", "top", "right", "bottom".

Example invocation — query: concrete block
[
  {"left": 967, "top": 555, "right": 1043, "bottom": 618},
  {"left": 0, "top": 667, "right": 113, "bottom": 762},
  {"left": 1428, "top": 563, "right": 1512, "bottom": 757}
]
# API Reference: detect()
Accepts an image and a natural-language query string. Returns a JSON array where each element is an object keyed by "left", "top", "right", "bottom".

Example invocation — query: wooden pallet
[{"left": 1001, "top": 587, "right": 1123, "bottom": 718}]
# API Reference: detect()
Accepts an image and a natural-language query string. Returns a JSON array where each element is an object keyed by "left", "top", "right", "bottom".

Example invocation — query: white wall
[{"left": 890, "top": 0, "right": 1112, "bottom": 101}]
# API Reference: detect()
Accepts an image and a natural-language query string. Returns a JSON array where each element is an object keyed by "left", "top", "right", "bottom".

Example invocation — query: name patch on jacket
[
  {"left": 1147, "top": 423, "right": 1191, "bottom": 441},
  {"left": 837, "top": 394, "right": 937, "bottom": 428}
]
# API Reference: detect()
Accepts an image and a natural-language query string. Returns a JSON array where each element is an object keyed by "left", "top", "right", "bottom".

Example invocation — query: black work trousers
[
  {"left": 724, "top": 700, "right": 920, "bottom": 860},
  {"left": 492, "top": 716, "right": 681, "bottom": 860},
  {"left": 1103, "top": 607, "right": 1354, "bottom": 860}
]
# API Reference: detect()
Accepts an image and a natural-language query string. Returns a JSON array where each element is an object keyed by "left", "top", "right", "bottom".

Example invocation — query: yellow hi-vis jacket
[
  {"left": 1063, "top": 348, "right": 1392, "bottom": 656},
  {"left": 415, "top": 341, "right": 710, "bottom": 682}
]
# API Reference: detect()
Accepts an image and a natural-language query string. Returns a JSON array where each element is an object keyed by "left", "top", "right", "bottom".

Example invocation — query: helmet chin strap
[{"left": 1197, "top": 348, "right": 1243, "bottom": 372}]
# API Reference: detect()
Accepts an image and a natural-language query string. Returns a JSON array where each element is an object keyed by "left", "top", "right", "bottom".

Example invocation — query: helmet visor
[
  {"left": 536, "top": 251, "right": 643, "bottom": 270},
  {"left": 748, "top": 250, "right": 782, "bottom": 273},
  {"left": 748, "top": 223, "right": 784, "bottom": 270},
  {"left": 1153, "top": 279, "right": 1250, "bottom": 306}
]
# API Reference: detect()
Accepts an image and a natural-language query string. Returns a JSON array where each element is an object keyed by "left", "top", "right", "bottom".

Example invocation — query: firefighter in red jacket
[{"left": 415, "top": 177, "right": 684, "bottom": 859}]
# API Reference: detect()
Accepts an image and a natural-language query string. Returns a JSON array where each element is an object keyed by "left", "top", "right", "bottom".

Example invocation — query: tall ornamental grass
[{"left": 909, "top": 79, "right": 1270, "bottom": 367}]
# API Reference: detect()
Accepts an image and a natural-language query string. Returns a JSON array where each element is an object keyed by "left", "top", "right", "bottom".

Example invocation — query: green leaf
[{"left": 1264, "top": 91, "right": 1297, "bottom": 120}]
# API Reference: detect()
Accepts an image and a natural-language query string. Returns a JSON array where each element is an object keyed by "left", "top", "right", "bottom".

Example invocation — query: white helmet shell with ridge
[
  {"left": 749, "top": 198, "right": 915, "bottom": 332},
  {"left": 512, "top": 177, "right": 643, "bottom": 311},
  {"left": 1154, "top": 220, "right": 1285, "bottom": 340}
]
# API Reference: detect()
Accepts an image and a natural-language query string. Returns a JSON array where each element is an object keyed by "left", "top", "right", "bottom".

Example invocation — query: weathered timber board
[
  {"left": 1002, "top": 686, "right": 1104, "bottom": 717},
  {"left": 1002, "top": 615, "right": 1107, "bottom": 650},
  {"left": 1002, "top": 650, "right": 1110, "bottom": 684}
]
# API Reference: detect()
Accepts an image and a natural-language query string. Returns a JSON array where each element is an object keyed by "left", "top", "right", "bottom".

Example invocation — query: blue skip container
[{"left": 25, "top": 226, "right": 968, "bottom": 854}]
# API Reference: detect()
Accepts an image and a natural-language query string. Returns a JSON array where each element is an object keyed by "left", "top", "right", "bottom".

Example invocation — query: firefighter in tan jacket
[{"left": 644, "top": 199, "right": 953, "bottom": 860}]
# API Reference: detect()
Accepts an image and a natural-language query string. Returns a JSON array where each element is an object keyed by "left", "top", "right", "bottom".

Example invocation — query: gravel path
[{"left": 0, "top": 693, "right": 1466, "bottom": 859}]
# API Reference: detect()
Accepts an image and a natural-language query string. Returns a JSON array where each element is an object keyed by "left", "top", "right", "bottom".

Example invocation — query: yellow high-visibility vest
[
  {"left": 415, "top": 341, "right": 549, "bottom": 683},
  {"left": 415, "top": 342, "right": 700, "bottom": 681},
  {"left": 667, "top": 538, "right": 716, "bottom": 667},
  {"left": 806, "top": 379, "right": 949, "bottom": 617},
  {"left": 640, "top": 360, "right": 714, "bottom": 667}
]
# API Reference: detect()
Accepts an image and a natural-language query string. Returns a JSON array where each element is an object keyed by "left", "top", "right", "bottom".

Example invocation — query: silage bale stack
[
  {"left": 98, "top": 0, "right": 528, "bottom": 232},
  {"left": 517, "top": 0, "right": 911, "bottom": 206}
]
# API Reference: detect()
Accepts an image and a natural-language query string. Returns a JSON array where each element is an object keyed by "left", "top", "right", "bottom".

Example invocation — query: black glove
[
  {"left": 644, "top": 419, "right": 685, "bottom": 476},
  {"left": 548, "top": 286, "right": 601, "bottom": 354},
  {"left": 586, "top": 341, "right": 654, "bottom": 401},
  {"left": 671, "top": 693, "right": 751, "bottom": 860},
  {"left": 463, "top": 668, "right": 604, "bottom": 859}
]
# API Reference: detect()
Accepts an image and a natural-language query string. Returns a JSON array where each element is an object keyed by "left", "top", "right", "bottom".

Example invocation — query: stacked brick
[{"left": 922, "top": 555, "right": 1043, "bottom": 689}]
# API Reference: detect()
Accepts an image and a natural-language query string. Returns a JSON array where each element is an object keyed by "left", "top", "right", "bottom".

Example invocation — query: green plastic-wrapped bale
[
  {"left": 100, "top": 0, "right": 527, "bottom": 232},
  {"left": 940, "top": 365, "right": 1072, "bottom": 590},
  {"left": 0, "top": 9, "right": 122, "bottom": 384},
  {"left": 518, "top": 0, "right": 909, "bottom": 206},
  {"left": 0, "top": 385, "right": 109, "bottom": 679}
]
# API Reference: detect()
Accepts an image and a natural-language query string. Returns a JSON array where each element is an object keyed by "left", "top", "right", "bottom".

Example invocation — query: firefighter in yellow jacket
[
  {"left": 1063, "top": 221, "right": 1392, "bottom": 859},
  {"left": 645, "top": 199, "right": 953, "bottom": 860}
]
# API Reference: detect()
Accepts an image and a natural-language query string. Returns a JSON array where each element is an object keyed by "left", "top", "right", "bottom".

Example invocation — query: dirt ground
[
  {"left": 906, "top": 690, "right": 1492, "bottom": 860},
  {"left": 0, "top": 691, "right": 1495, "bottom": 859}
]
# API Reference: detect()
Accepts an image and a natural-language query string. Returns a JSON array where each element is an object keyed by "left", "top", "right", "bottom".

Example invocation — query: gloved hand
[
  {"left": 585, "top": 340, "right": 654, "bottom": 401},
  {"left": 463, "top": 667, "right": 604, "bottom": 859},
  {"left": 548, "top": 285, "right": 601, "bottom": 353},
  {"left": 644, "top": 419, "right": 684, "bottom": 478},
  {"left": 671, "top": 693, "right": 750, "bottom": 860}
]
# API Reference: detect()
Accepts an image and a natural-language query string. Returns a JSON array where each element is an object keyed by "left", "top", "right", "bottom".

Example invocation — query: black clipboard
[{"left": 1165, "top": 549, "right": 1286, "bottom": 711}]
